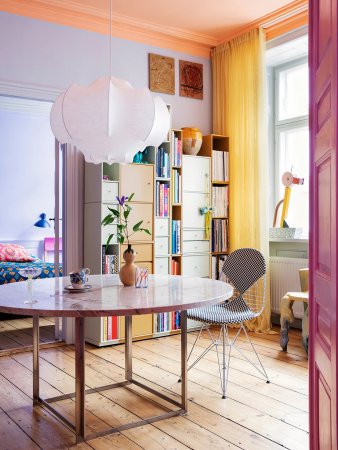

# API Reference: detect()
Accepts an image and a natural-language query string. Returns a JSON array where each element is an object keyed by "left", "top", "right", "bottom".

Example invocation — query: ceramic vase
[
  {"left": 119, "top": 244, "right": 137, "bottom": 286},
  {"left": 182, "top": 127, "right": 203, "bottom": 155}
]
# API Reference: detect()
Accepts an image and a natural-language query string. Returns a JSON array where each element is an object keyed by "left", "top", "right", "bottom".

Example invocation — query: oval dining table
[{"left": 0, "top": 274, "right": 233, "bottom": 444}]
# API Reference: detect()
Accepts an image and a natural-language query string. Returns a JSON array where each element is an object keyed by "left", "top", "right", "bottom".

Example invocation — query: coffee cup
[{"left": 69, "top": 268, "right": 90, "bottom": 289}]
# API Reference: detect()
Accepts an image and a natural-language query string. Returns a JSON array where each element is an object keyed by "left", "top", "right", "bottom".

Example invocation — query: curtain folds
[{"left": 211, "top": 28, "right": 271, "bottom": 332}]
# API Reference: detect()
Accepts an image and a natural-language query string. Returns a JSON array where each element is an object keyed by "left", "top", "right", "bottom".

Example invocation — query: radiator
[{"left": 270, "top": 257, "right": 308, "bottom": 319}]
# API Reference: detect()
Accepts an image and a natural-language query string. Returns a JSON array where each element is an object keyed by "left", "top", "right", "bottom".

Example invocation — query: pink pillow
[{"left": 0, "top": 244, "right": 35, "bottom": 262}]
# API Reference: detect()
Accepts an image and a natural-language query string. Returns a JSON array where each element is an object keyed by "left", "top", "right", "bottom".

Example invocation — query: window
[{"left": 269, "top": 49, "right": 309, "bottom": 236}]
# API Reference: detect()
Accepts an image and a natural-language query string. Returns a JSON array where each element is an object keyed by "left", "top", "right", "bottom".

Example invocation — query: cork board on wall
[
  {"left": 179, "top": 60, "right": 203, "bottom": 99},
  {"left": 149, "top": 53, "right": 175, "bottom": 95}
]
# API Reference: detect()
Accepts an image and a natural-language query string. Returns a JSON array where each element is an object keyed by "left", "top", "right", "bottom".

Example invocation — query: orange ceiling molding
[
  {"left": 1, "top": 0, "right": 217, "bottom": 58},
  {"left": 220, "top": 0, "right": 308, "bottom": 43}
]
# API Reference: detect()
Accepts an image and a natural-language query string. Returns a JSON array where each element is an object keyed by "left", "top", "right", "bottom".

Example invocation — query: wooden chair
[{"left": 280, "top": 268, "right": 309, "bottom": 354}]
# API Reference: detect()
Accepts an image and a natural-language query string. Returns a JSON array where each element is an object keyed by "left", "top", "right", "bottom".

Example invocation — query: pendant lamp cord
[{"left": 109, "top": 0, "right": 112, "bottom": 78}]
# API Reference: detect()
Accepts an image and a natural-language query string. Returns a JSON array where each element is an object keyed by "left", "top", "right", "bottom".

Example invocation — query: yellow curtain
[{"left": 211, "top": 28, "right": 271, "bottom": 333}]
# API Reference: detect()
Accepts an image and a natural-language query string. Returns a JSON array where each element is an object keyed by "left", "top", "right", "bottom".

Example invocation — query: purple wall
[{"left": 0, "top": 12, "right": 212, "bottom": 133}]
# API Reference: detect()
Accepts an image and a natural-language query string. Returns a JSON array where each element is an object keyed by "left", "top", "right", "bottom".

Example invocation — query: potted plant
[{"left": 102, "top": 193, "right": 151, "bottom": 286}]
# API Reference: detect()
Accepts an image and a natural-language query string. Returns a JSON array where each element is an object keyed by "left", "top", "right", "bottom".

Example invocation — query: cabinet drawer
[
  {"left": 126, "top": 203, "right": 153, "bottom": 241},
  {"left": 120, "top": 243, "right": 153, "bottom": 262},
  {"left": 182, "top": 156, "right": 210, "bottom": 192},
  {"left": 102, "top": 181, "right": 118, "bottom": 203},
  {"left": 155, "top": 257, "right": 169, "bottom": 274},
  {"left": 155, "top": 237, "right": 169, "bottom": 256},
  {"left": 182, "top": 254, "right": 210, "bottom": 277},
  {"left": 155, "top": 218, "right": 169, "bottom": 236},
  {"left": 183, "top": 230, "right": 207, "bottom": 241},
  {"left": 182, "top": 192, "right": 210, "bottom": 229},
  {"left": 120, "top": 315, "right": 153, "bottom": 339},
  {"left": 120, "top": 164, "right": 154, "bottom": 203},
  {"left": 101, "top": 225, "right": 117, "bottom": 245},
  {"left": 183, "top": 240, "right": 210, "bottom": 254}
]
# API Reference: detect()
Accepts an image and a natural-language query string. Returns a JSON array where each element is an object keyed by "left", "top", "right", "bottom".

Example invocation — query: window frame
[{"left": 272, "top": 56, "right": 309, "bottom": 214}]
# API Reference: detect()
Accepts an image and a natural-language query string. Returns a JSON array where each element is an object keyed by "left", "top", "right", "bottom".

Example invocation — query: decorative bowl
[{"left": 182, "top": 127, "right": 202, "bottom": 156}]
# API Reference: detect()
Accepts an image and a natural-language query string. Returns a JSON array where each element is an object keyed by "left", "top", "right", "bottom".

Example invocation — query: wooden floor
[
  {"left": 0, "top": 316, "right": 56, "bottom": 350},
  {"left": 0, "top": 324, "right": 308, "bottom": 450}
]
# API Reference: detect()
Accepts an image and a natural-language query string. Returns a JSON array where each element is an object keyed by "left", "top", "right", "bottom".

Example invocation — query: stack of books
[
  {"left": 102, "top": 249, "right": 119, "bottom": 274},
  {"left": 172, "top": 220, "right": 181, "bottom": 254},
  {"left": 171, "top": 259, "right": 180, "bottom": 274},
  {"left": 172, "top": 132, "right": 182, "bottom": 167},
  {"left": 103, "top": 316, "right": 118, "bottom": 341},
  {"left": 211, "top": 255, "right": 228, "bottom": 280},
  {"left": 155, "top": 182, "right": 169, "bottom": 217},
  {"left": 155, "top": 312, "right": 171, "bottom": 333},
  {"left": 172, "top": 311, "right": 181, "bottom": 330},
  {"left": 212, "top": 186, "right": 229, "bottom": 217},
  {"left": 172, "top": 169, "right": 181, "bottom": 204},
  {"left": 212, "top": 150, "right": 229, "bottom": 181},
  {"left": 156, "top": 147, "right": 170, "bottom": 178},
  {"left": 212, "top": 219, "right": 229, "bottom": 253}
]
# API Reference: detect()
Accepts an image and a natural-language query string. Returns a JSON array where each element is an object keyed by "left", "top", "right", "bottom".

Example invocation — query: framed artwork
[
  {"left": 179, "top": 60, "right": 203, "bottom": 99},
  {"left": 149, "top": 53, "right": 175, "bottom": 95}
]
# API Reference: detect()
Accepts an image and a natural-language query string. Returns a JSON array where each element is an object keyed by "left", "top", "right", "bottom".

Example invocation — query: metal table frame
[{"left": 32, "top": 311, "right": 188, "bottom": 443}]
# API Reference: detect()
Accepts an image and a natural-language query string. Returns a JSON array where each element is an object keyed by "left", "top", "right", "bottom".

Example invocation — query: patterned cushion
[
  {"left": 0, "top": 244, "right": 35, "bottom": 262},
  {"left": 188, "top": 296, "right": 257, "bottom": 325}
]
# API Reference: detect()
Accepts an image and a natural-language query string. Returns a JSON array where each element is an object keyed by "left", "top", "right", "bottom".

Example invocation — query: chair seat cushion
[{"left": 187, "top": 296, "right": 256, "bottom": 325}]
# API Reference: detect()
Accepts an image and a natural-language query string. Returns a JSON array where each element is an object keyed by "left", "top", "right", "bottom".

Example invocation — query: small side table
[{"left": 280, "top": 291, "right": 309, "bottom": 353}]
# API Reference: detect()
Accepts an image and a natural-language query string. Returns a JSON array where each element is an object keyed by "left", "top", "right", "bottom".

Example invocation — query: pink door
[{"left": 309, "top": 0, "right": 337, "bottom": 448}]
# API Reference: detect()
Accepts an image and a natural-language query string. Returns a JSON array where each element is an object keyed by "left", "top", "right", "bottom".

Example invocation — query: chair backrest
[{"left": 221, "top": 248, "right": 266, "bottom": 315}]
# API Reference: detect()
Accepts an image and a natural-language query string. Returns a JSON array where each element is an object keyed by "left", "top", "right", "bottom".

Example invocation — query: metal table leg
[
  {"left": 75, "top": 317, "right": 85, "bottom": 443},
  {"left": 181, "top": 311, "right": 188, "bottom": 411},
  {"left": 33, "top": 316, "right": 40, "bottom": 406},
  {"left": 125, "top": 316, "right": 132, "bottom": 382}
]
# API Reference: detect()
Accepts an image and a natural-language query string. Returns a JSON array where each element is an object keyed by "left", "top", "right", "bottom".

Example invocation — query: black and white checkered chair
[{"left": 185, "top": 248, "right": 269, "bottom": 398}]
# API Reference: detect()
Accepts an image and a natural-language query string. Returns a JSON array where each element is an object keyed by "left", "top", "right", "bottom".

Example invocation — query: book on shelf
[
  {"left": 155, "top": 312, "right": 171, "bottom": 333},
  {"left": 171, "top": 259, "right": 180, "bottom": 275},
  {"left": 212, "top": 218, "right": 229, "bottom": 253},
  {"left": 171, "top": 131, "right": 182, "bottom": 167},
  {"left": 156, "top": 181, "right": 169, "bottom": 217},
  {"left": 212, "top": 186, "right": 229, "bottom": 217},
  {"left": 102, "top": 249, "right": 119, "bottom": 274},
  {"left": 172, "top": 311, "right": 181, "bottom": 330},
  {"left": 212, "top": 254, "right": 228, "bottom": 280},
  {"left": 212, "top": 150, "right": 229, "bottom": 182},
  {"left": 102, "top": 316, "right": 118, "bottom": 341},
  {"left": 156, "top": 146, "right": 170, "bottom": 178},
  {"left": 172, "top": 220, "right": 181, "bottom": 254},
  {"left": 172, "top": 169, "right": 181, "bottom": 203}
]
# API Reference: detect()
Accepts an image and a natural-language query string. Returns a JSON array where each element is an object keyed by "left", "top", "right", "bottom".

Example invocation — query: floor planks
[{"left": 0, "top": 324, "right": 308, "bottom": 450}]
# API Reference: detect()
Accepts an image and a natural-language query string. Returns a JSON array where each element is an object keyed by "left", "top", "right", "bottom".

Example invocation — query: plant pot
[
  {"left": 182, "top": 127, "right": 203, "bottom": 155},
  {"left": 119, "top": 245, "right": 137, "bottom": 286}
]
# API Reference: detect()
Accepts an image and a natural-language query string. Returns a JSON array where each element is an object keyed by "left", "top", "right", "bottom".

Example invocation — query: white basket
[{"left": 269, "top": 227, "right": 302, "bottom": 239}]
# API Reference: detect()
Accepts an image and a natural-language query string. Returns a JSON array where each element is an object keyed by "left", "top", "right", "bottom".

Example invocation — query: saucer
[{"left": 64, "top": 285, "right": 92, "bottom": 293}]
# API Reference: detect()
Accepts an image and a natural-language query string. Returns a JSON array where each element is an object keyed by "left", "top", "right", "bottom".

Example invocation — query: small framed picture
[
  {"left": 179, "top": 60, "right": 203, "bottom": 99},
  {"left": 149, "top": 53, "right": 175, "bottom": 95}
]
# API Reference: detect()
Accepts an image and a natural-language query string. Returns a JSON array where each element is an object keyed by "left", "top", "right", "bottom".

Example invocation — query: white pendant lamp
[{"left": 50, "top": 2, "right": 170, "bottom": 164}]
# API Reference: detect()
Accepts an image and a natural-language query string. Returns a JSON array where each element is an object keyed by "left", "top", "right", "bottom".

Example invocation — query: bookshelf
[{"left": 199, "top": 134, "right": 229, "bottom": 280}]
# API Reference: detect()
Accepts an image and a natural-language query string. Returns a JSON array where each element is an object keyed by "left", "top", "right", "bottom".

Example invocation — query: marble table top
[{"left": 0, "top": 274, "right": 233, "bottom": 317}]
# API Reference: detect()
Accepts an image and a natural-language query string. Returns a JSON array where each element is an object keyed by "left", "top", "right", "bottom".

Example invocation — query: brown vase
[
  {"left": 119, "top": 244, "right": 137, "bottom": 286},
  {"left": 182, "top": 127, "right": 203, "bottom": 155}
]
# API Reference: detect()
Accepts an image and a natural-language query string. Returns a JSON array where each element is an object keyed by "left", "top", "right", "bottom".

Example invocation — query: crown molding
[
  {"left": 1, "top": 0, "right": 216, "bottom": 58},
  {"left": 0, "top": 79, "right": 62, "bottom": 101}
]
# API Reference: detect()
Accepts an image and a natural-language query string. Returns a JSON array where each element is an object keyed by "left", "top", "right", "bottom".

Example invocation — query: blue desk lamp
[{"left": 34, "top": 213, "right": 51, "bottom": 228}]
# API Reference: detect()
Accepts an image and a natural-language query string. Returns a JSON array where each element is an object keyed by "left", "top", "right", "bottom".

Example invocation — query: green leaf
[
  {"left": 101, "top": 215, "right": 115, "bottom": 226},
  {"left": 124, "top": 209, "right": 131, "bottom": 220},
  {"left": 133, "top": 220, "right": 143, "bottom": 231},
  {"left": 107, "top": 207, "right": 119, "bottom": 217},
  {"left": 117, "top": 235, "right": 124, "bottom": 244},
  {"left": 141, "top": 228, "right": 151, "bottom": 235},
  {"left": 117, "top": 224, "right": 125, "bottom": 231},
  {"left": 106, "top": 234, "right": 114, "bottom": 246},
  {"left": 128, "top": 193, "right": 135, "bottom": 202}
]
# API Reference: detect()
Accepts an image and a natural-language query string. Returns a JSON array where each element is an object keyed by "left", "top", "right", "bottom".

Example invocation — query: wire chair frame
[{"left": 184, "top": 248, "right": 270, "bottom": 398}]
